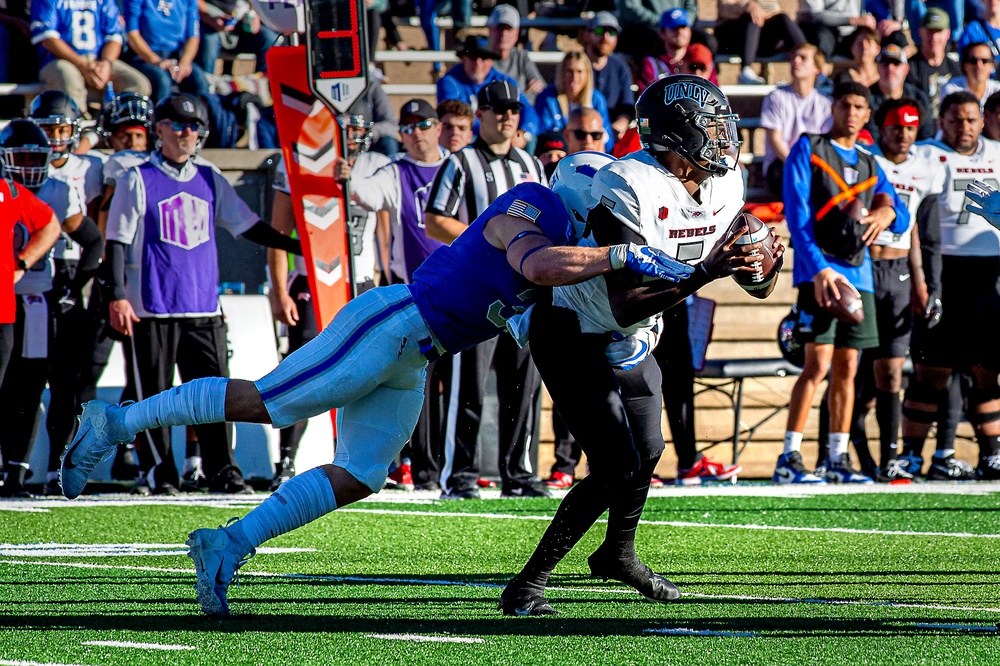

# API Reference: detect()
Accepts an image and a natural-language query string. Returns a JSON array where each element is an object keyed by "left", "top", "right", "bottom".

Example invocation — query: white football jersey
[
  {"left": 48, "top": 153, "right": 104, "bottom": 207},
  {"left": 103, "top": 150, "right": 150, "bottom": 187},
  {"left": 922, "top": 137, "right": 1000, "bottom": 257},
  {"left": 554, "top": 150, "right": 745, "bottom": 362},
  {"left": 873, "top": 144, "right": 946, "bottom": 250}
]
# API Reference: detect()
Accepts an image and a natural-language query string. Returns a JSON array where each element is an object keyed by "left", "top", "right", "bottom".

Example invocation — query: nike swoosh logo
[
  {"left": 899, "top": 274, "right": 911, "bottom": 282},
  {"left": 903, "top": 113, "right": 918, "bottom": 123},
  {"left": 713, "top": 207, "right": 725, "bottom": 216},
  {"left": 776, "top": 468, "right": 794, "bottom": 480},
  {"left": 62, "top": 428, "right": 90, "bottom": 470}
]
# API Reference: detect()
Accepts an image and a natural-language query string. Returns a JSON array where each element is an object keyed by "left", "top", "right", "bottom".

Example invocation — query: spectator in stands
[
  {"left": 616, "top": 0, "right": 717, "bottom": 62},
  {"left": 346, "top": 71, "right": 399, "bottom": 157},
  {"left": 437, "top": 100, "right": 474, "bottom": 154},
  {"left": 958, "top": 0, "right": 1000, "bottom": 65},
  {"left": 30, "top": 0, "right": 151, "bottom": 115},
  {"left": 637, "top": 9, "right": 720, "bottom": 90},
  {"left": 715, "top": 0, "right": 807, "bottom": 85},
  {"left": 678, "top": 43, "right": 719, "bottom": 82},
  {"left": 583, "top": 12, "right": 635, "bottom": 141},
  {"left": 833, "top": 26, "right": 881, "bottom": 86},
  {"left": 104, "top": 93, "right": 300, "bottom": 495},
  {"left": 437, "top": 36, "right": 530, "bottom": 133},
  {"left": 761, "top": 43, "right": 832, "bottom": 198},
  {"left": 984, "top": 91, "right": 1000, "bottom": 138},
  {"left": 865, "top": 45, "right": 935, "bottom": 145},
  {"left": 344, "top": 99, "right": 453, "bottom": 491},
  {"left": 487, "top": 5, "right": 545, "bottom": 101},
  {"left": 195, "top": 0, "right": 279, "bottom": 75},
  {"left": 534, "top": 130, "right": 567, "bottom": 178},
  {"left": 864, "top": 0, "right": 909, "bottom": 49},
  {"left": 124, "top": 0, "right": 212, "bottom": 104},
  {"left": 940, "top": 42, "right": 1000, "bottom": 107},
  {"left": 535, "top": 51, "right": 614, "bottom": 150},
  {"left": 906, "top": 9, "right": 961, "bottom": 119},
  {"left": 799, "top": 0, "right": 876, "bottom": 59},
  {"left": 562, "top": 107, "right": 607, "bottom": 154}
]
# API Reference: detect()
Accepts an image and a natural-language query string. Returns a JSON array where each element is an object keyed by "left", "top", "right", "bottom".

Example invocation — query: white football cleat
[
  {"left": 186, "top": 518, "right": 255, "bottom": 617},
  {"left": 60, "top": 400, "right": 135, "bottom": 499}
]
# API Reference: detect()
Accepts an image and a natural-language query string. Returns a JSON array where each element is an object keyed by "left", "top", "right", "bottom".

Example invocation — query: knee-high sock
[
  {"left": 230, "top": 467, "right": 338, "bottom": 550},
  {"left": 876, "top": 390, "right": 901, "bottom": 465},
  {"left": 599, "top": 458, "right": 659, "bottom": 562},
  {"left": 123, "top": 377, "right": 229, "bottom": 435},
  {"left": 515, "top": 474, "right": 611, "bottom": 591}
]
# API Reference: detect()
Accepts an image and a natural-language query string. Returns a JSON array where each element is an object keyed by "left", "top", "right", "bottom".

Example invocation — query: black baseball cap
[
  {"left": 477, "top": 80, "right": 522, "bottom": 109},
  {"left": 154, "top": 93, "right": 208, "bottom": 127},
  {"left": 535, "top": 130, "right": 567, "bottom": 155},
  {"left": 456, "top": 35, "right": 501, "bottom": 60},
  {"left": 399, "top": 98, "right": 438, "bottom": 123}
]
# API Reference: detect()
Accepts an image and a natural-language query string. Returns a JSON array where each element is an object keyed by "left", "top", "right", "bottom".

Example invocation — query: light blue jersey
[
  {"left": 409, "top": 183, "right": 573, "bottom": 352},
  {"left": 31, "top": 0, "right": 124, "bottom": 66}
]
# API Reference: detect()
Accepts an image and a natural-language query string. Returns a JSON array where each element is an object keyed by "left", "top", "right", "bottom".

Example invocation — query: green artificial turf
[{"left": 0, "top": 489, "right": 998, "bottom": 665}]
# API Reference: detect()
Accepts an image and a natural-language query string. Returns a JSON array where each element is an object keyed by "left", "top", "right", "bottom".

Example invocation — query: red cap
[{"left": 883, "top": 105, "right": 921, "bottom": 128}]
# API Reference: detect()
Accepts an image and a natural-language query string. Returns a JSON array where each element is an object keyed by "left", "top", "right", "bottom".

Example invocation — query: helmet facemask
[
  {"left": 33, "top": 118, "right": 80, "bottom": 155},
  {"left": 1, "top": 146, "right": 53, "bottom": 189},
  {"left": 102, "top": 94, "right": 154, "bottom": 141},
  {"left": 337, "top": 114, "right": 373, "bottom": 159},
  {"left": 690, "top": 108, "right": 741, "bottom": 175}
]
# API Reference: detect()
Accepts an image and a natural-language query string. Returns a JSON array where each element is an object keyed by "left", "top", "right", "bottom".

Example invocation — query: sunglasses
[
  {"left": 592, "top": 27, "right": 618, "bottom": 37},
  {"left": 481, "top": 103, "right": 521, "bottom": 115},
  {"left": 966, "top": 57, "right": 994, "bottom": 65},
  {"left": 571, "top": 129, "right": 604, "bottom": 141},
  {"left": 401, "top": 118, "right": 437, "bottom": 134},
  {"left": 683, "top": 62, "right": 708, "bottom": 73},
  {"left": 163, "top": 120, "right": 200, "bottom": 133}
]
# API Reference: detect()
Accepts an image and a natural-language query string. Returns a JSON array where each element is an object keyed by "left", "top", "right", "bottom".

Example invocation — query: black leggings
[{"left": 716, "top": 13, "right": 806, "bottom": 65}]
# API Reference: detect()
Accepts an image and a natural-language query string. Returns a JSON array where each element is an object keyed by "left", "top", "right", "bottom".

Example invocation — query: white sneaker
[
  {"left": 738, "top": 66, "right": 766, "bottom": 84},
  {"left": 186, "top": 518, "right": 255, "bottom": 617},
  {"left": 772, "top": 451, "right": 826, "bottom": 484},
  {"left": 825, "top": 453, "right": 874, "bottom": 484},
  {"left": 60, "top": 400, "right": 135, "bottom": 499}
]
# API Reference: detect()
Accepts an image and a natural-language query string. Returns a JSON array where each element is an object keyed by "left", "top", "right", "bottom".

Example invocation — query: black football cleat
[
  {"left": 498, "top": 580, "right": 558, "bottom": 616},
  {"left": 588, "top": 547, "right": 680, "bottom": 603}
]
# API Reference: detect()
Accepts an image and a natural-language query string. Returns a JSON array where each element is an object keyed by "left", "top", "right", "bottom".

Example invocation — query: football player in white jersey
[
  {"left": 500, "top": 75, "right": 783, "bottom": 616},
  {"left": 901, "top": 90, "right": 1000, "bottom": 481},
  {"left": 843, "top": 99, "right": 947, "bottom": 482}
]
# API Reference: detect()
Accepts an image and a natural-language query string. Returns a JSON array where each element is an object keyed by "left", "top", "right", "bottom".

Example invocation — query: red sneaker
[
  {"left": 386, "top": 461, "right": 414, "bottom": 490},
  {"left": 649, "top": 475, "right": 667, "bottom": 489},
  {"left": 676, "top": 456, "right": 742, "bottom": 486},
  {"left": 544, "top": 471, "right": 574, "bottom": 489},
  {"left": 476, "top": 477, "right": 497, "bottom": 489}
]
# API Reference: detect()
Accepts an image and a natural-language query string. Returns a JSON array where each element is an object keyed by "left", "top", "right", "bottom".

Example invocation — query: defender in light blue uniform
[{"left": 60, "top": 181, "right": 693, "bottom": 616}]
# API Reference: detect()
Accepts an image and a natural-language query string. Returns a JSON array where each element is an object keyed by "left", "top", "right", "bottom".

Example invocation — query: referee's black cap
[
  {"left": 399, "top": 98, "right": 438, "bottom": 123},
  {"left": 154, "top": 93, "right": 209, "bottom": 128},
  {"left": 477, "top": 81, "right": 522, "bottom": 109}
]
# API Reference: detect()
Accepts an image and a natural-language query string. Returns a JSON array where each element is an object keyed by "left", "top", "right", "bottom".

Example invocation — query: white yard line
[
  {"left": 368, "top": 634, "right": 484, "bottom": 644},
  {"left": 0, "top": 544, "right": 314, "bottom": 557},
  {"left": 0, "top": 506, "right": 50, "bottom": 513},
  {"left": 82, "top": 641, "right": 195, "bottom": 651},
  {"left": 3, "top": 559, "right": 999, "bottom": 616},
  {"left": 337, "top": 507, "right": 1000, "bottom": 540},
  {"left": 644, "top": 627, "right": 760, "bottom": 637}
]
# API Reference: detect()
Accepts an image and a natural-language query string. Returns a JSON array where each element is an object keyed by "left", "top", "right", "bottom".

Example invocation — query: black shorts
[
  {"left": 287, "top": 274, "right": 319, "bottom": 353},
  {"left": 871, "top": 257, "right": 912, "bottom": 359},
  {"left": 912, "top": 255, "right": 1000, "bottom": 370},
  {"left": 795, "top": 282, "right": 879, "bottom": 350}
]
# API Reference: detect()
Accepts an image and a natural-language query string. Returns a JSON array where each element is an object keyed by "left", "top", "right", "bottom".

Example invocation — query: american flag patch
[{"left": 507, "top": 199, "right": 542, "bottom": 222}]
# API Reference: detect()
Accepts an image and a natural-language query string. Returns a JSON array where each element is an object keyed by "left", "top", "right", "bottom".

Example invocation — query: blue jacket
[
  {"left": 534, "top": 84, "right": 615, "bottom": 151},
  {"left": 436, "top": 65, "right": 532, "bottom": 134}
]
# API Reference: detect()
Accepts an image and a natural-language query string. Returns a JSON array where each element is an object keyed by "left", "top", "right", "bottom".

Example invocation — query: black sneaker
[
  {"left": 0, "top": 466, "right": 31, "bottom": 498},
  {"left": 498, "top": 579, "right": 558, "bottom": 616},
  {"left": 872, "top": 459, "right": 914, "bottom": 484},
  {"left": 413, "top": 481, "right": 441, "bottom": 492},
  {"left": 926, "top": 455, "right": 976, "bottom": 481},
  {"left": 151, "top": 482, "right": 181, "bottom": 496},
  {"left": 587, "top": 546, "right": 680, "bottom": 603},
  {"left": 209, "top": 465, "right": 254, "bottom": 495},
  {"left": 180, "top": 468, "right": 209, "bottom": 493},
  {"left": 501, "top": 482, "right": 551, "bottom": 498},
  {"left": 269, "top": 457, "right": 296, "bottom": 491},
  {"left": 976, "top": 454, "right": 1000, "bottom": 481},
  {"left": 43, "top": 478, "right": 63, "bottom": 496},
  {"left": 440, "top": 487, "right": 481, "bottom": 500}
]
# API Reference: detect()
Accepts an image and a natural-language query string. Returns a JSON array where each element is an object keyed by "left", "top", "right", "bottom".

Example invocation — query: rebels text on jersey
[
  {"left": 873, "top": 144, "right": 946, "bottom": 251},
  {"left": 921, "top": 137, "right": 1000, "bottom": 257},
  {"left": 30, "top": 0, "right": 124, "bottom": 65},
  {"left": 554, "top": 150, "right": 745, "bottom": 339},
  {"left": 408, "top": 183, "right": 573, "bottom": 354}
]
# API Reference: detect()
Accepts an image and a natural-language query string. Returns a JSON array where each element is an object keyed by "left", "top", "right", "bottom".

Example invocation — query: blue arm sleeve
[
  {"left": 436, "top": 75, "right": 459, "bottom": 103},
  {"left": 30, "top": 0, "right": 58, "bottom": 42},
  {"left": 123, "top": 0, "right": 141, "bottom": 34},
  {"left": 874, "top": 162, "right": 910, "bottom": 234},
  {"left": 99, "top": 0, "right": 120, "bottom": 43},
  {"left": 185, "top": 0, "right": 199, "bottom": 42},
  {"left": 783, "top": 135, "right": 829, "bottom": 280}
]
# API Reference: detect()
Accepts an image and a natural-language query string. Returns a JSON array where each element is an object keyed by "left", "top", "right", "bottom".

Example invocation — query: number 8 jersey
[
  {"left": 30, "top": 0, "right": 124, "bottom": 67},
  {"left": 921, "top": 137, "right": 1000, "bottom": 257}
]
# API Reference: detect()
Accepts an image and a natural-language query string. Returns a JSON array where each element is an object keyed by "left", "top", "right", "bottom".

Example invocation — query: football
[
  {"left": 730, "top": 212, "right": 781, "bottom": 295},
  {"left": 825, "top": 275, "right": 864, "bottom": 324}
]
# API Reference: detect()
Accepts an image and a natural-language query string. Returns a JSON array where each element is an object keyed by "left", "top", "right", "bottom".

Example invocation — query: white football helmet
[
  {"left": 251, "top": 0, "right": 304, "bottom": 35},
  {"left": 550, "top": 151, "right": 616, "bottom": 242}
]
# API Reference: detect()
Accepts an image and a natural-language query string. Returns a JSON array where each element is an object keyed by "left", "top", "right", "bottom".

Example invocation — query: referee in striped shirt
[{"left": 425, "top": 80, "right": 549, "bottom": 499}]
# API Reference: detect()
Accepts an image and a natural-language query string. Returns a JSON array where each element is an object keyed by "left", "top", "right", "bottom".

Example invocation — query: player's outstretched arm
[
  {"left": 484, "top": 214, "right": 695, "bottom": 286},
  {"left": 964, "top": 179, "right": 1000, "bottom": 230}
]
